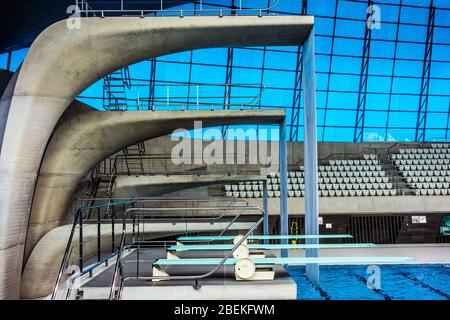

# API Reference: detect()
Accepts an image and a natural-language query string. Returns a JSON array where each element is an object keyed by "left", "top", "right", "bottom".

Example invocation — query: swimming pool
[{"left": 286, "top": 264, "right": 450, "bottom": 300}]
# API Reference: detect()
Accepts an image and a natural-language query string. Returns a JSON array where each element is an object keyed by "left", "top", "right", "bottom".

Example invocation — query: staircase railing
[
  {"left": 109, "top": 204, "right": 265, "bottom": 299},
  {"left": 51, "top": 196, "right": 247, "bottom": 299},
  {"left": 74, "top": 0, "right": 281, "bottom": 18},
  {"left": 103, "top": 67, "right": 131, "bottom": 111},
  {"left": 51, "top": 200, "right": 136, "bottom": 300}
]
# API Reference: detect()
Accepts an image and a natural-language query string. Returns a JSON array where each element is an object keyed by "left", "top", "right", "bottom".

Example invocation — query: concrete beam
[
  {"left": 247, "top": 196, "right": 450, "bottom": 215},
  {"left": 0, "top": 15, "right": 311, "bottom": 298},
  {"left": 113, "top": 174, "right": 264, "bottom": 198}
]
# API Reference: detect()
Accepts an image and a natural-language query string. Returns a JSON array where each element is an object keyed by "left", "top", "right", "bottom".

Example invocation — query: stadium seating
[
  {"left": 224, "top": 154, "right": 397, "bottom": 198},
  {"left": 390, "top": 144, "right": 450, "bottom": 196}
]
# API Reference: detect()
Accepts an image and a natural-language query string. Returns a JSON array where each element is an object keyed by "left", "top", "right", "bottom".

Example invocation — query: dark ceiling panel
[{"left": 0, "top": 0, "right": 194, "bottom": 53}]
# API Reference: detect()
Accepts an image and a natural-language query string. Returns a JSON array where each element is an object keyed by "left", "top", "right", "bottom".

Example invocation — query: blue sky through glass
[{"left": 1, "top": 0, "right": 449, "bottom": 142}]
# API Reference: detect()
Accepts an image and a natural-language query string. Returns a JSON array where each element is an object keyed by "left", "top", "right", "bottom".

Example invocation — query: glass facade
[{"left": 2, "top": 0, "right": 449, "bottom": 142}]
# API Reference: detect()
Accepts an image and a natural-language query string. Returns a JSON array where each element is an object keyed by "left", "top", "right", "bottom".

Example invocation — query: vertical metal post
[
  {"left": 137, "top": 214, "right": 140, "bottom": 277},
  {"left": 321, "top": 0, "right": 339, "bottom": 141},
  {"left": 279, "top": 119, "right": 288, "bottom": 258},
  {"left": 303, "top": 28, "right": 320, "bottom": 285},
  {"left": 445, "top": 101, "right": 450, "bottom": 142},
  {"left": 415, "top": 1, "right": 435, "bottom": 142},
  {"left": 263, "top": 179, "right": 269, "bottom": 245},
  {"left": 354, "top": 0, "right": 374, "bottom": 142},
  {"left": 111, "top": 206, "right": 115, "bottom": 253},
  {"left": 97, "top": 207, "right": 101, "bottom": 262},
  {"left": 185, "top": 2, "right": 197, "bottom": 110},
  {"left": 148, "top": 58, "right": 157, "bottom": 110},
  {"left": 6, "top": 52, "right": 12, "bottom": 71},
  {"left": 289, "top": 0, "right": 308, "bottom": 141},
  {"left": 221, "top": 0, "right": 236, "bottom": 136},
  {"left": 385, "top": 0, "right": 403, "bottom": 141},
  {"left": 79, "top": 212, "right": 84, "bottom": 272}
]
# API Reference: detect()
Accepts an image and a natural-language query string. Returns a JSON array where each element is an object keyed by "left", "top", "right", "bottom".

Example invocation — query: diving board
[
  {"left": 169, "top": 243, "right": 377, "bottom": 251},
  {"left": 152, "top": 256, "right": 414, "bottom": 281},
  {"left": 177, "top": 234, "right": 353, "bottom": 241},
  {"left": 154, "top": 256, "right": 413, "bottom": 266}
]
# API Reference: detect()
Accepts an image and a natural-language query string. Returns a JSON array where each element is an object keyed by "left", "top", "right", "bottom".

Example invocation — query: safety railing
[
  {"left": 103, "top": 154, "right": 243, "bottom": 178},
  {"left": 109, "top": 204, "right": 265, "bottom": 299},
  {"left": 74, "top": 0, "right": 281, "bottom": 18},
  {"left": 51, "top": 200, "right": 136, "bottom": 300},
  {"left": 90, "top": 81, "right": 266, "bottom": 112},
  {"left": 51, "top": 196, "right": 248, "bottom": 299}
]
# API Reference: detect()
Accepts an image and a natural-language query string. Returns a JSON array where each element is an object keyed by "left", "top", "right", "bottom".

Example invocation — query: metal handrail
[
  {"left": 51, "top": 200, "right": 136, "bottom": 300},
  {"left": 109, "top": 205, "right": 265, "bottom": 299},
  {"left": 78, "top": 196, "right": 249, "bottom": 222},
  {"left": 51, "top": 196, "right": 247, "bottom": 299},
  {"left": 94, "top": 81, "right": 266, "bottom": 112},
  {"left": 74, "top": 0, "right": 281, "bottom": 17},
  {"left": 77, "top": 196, "right": 248, "bottom": 205}
]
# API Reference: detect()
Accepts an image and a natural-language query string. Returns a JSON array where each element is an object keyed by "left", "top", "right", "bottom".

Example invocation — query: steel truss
[{"left": 415, "top": 1, "right": 435, "bottom": 142}]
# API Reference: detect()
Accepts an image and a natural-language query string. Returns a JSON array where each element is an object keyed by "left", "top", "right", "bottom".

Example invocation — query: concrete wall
[
  {"left": 113, "top": 174, "right": 264, "bottom": 198},
  {"left": 25, "top": 108, "right": 284, "bottom": 263},
  {"left": 0, "top": 15, "right": 312, "bottom": 298},
  {"left": 247, "top": 196, "right": 450, "bottom": 216},
  {"left": 0, "top": 69, "right": 17, "bottom": 152}
]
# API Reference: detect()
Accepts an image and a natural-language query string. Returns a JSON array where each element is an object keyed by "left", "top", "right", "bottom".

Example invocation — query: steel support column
[
  {"left": 415, "top": 1, "right": 435, "bottom": 142},
  {"left": 303, "top": 27, "right": 319, "bottom": 285},
  {"left": 321, "top": 0, "right": 339, "bottom": 141},
  {"left": 221, "top": 0, "right": 236, "bottom": 137},
  {"left": 446, "top": 101, "right": 450, "bottom": 142},
  {"left": 289, "top": 0, "right": 308, "bottom": 141},
  {"left": 354, "top": 0, "right": 374, "bottom": 142},
  {"left": 6, "top": 52, "right": 12, "bottom": 71},
  {"left": 148, "top": 58, "right": 157, "bottom": 110},
  {"left": 385, "top": 0, "right": 402, "bottom": 141},
  {"left": 263, "top": 179, "right": 269, "bottom": 245},
  {"left": 279, "top": 119, "right": 288, "bottom": 258}
]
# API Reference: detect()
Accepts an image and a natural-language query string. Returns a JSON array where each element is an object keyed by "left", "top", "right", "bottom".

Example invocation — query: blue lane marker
[
  {"left": 398, "top": 272, "right": 450, "bottom": 300},
  {"left": 351, "top": 272, "right": 392, "bottom": 300}
]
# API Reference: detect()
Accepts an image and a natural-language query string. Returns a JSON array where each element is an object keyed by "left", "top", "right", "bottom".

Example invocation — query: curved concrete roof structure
[
  {"left": 113, "top": 174, "right": 265, "bottom": 198},
  {"left": 22, "top": 221, "right": 253, "bottom": 299},
  {"left": 25, "top": 108, "right": 284, "bottom": 264},
  {"left": 0, "top": 15, "right": 313, "bottom": 298}
]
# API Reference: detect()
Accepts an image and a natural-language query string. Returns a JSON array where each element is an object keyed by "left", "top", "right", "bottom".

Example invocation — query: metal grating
[{"left": 345, "top": 215, "right": 405, "bottom": 244}]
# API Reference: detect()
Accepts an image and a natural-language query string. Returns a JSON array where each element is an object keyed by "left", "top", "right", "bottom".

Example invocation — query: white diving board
[
  {"left": 168, "top": 243, "right": 377, "bottom": 251},
  {"left": 177, "top": 234, "right": 353, "bottom": 241},
  {"left": 154, "top": 256, "right": 414, "bottom": 266}
]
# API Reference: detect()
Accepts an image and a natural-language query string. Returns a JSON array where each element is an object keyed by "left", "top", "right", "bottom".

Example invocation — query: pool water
[{"left": 286, "top": 264, "right": 450, "bottom": 300}]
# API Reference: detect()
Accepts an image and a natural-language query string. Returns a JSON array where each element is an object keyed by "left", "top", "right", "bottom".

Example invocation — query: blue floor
[{"left": 286, "top": 264, "right": 450, "bottom": 300}]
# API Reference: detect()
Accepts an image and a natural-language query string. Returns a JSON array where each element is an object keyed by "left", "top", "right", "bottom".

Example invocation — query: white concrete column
[
  {"left": 279, "top": 119, "right": 288, "bottom": 257},
  {"left": 302, "top": 27, "right": 320, "bottom": 285},
  {"left": 263, "top": 179, "right": 269, "bottom": 245}
]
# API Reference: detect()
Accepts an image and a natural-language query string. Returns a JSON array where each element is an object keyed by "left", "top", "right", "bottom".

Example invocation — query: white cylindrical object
[
  {"left": 234, "top": 258, "right": 256, "bottom": 280},
  {"left": 233, "top": 234, "right": 248, "bottom": 245},
  {"left": 232, "top": 244, "right": 250, "bottom": 259}
]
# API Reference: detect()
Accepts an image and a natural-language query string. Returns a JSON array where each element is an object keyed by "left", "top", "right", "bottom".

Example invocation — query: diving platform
[
  {"left": 153, "top": 256, "right": 414, "bottom": 266},
  {"left": 78, "top": 247, "right": 297, "bottom": 300},
  {"left": 177, "top": 234, "right": 353, "bottom": 241},
  {"left": 169, "top": 243, "right": 378, "bottom": 251}
]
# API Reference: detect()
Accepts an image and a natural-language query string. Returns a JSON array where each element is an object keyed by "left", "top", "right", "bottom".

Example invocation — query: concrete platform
[
  {"left": 80, "top": 248, "right": 296, "bottom": 300},
  {"left": 22, "top": 220, "right": 255, "bottom": 299}
]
